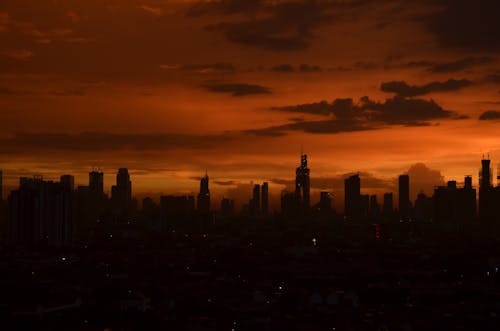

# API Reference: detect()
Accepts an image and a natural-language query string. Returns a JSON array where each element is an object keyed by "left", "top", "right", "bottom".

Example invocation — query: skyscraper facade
[
  {"left": 295, "top": 154, "right": 310, "bottom": 211},
  {"left": 398, "top": 174, "right": 410, "bottom": 220},
  {"left": 112, "top": 168, "right": 132, "bottom": 214},
  {"left": 261, "top": 182, "right": 269, "bottom": 215},
  {"left": 344, "top": 174, "right": 361, "bottom": 221},
  {"left": 197, "top": 173, "right": 210, "bottom": 214}
]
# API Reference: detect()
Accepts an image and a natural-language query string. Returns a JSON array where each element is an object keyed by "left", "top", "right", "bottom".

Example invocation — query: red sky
[{"left": 1, "top": 0, "right": 499, "bottom": 210}]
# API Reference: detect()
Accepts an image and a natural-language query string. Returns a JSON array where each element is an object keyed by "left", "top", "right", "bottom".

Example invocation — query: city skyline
[
  {"left": 2, "top": 154, "right": 499, "bottom": 213},
  {"left": 0, "top": 1, "right": 499, "bottom": 198}
]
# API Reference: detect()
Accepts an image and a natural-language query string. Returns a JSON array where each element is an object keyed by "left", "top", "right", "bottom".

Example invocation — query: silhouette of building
[
  {"left": 479, "top": 158, "right": 496, "bottom": 224},
  {"left": 344, "top": 174, "right": 361, "bottom": 221},
  {"left": 398, "top": 174, "right": 410, "bottom": 220},
  {"left": 89, "top": 170, "right": 104, "bottom": 197},
  {"left": 369, "top": 195, "right": 380, "bottom": 220},
  {"left": 262, "top": 182, "right": 269, "bottom": 216},
  {"left": 7, "top": 176, "right": 74, "bottom": 248},
  {"left": 281, "top": 191, "right": 299, "bottom": 219},
  {"left": 295, "top": 154, "right": 310, "bottom": 212},
  {"left": 434, "top": 178, "right": 476, "bottom": 226},
  {"left": 220, "top": 198, "right": 235, "bottom": 218},
  {"left": 383, "top": 192, "right": 393, "bottom": 217},
  {"left": 250, "top": 184, "right": 260, "bottom": 216},
  {"left": 160, "top": 195, "right": 195, "bottom": 231},
  {"left": 197, "top": 173, "right": 210, "bottom": 214},
  {"left": 111, "top": 168, "right": 132, "bottom": 215},
  {"left": 60, "top": 175, "right": 74, "bottom": 192},
  {"left": 414, "top": 192, "right": 433, "bottom": 222}
]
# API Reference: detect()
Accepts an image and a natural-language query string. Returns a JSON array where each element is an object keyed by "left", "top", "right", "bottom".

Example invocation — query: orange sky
[{"left": 1, "top": 0, "right": 499, "bottom": 210}]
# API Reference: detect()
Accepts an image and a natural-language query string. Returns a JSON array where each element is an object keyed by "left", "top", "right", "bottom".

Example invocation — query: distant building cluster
[{"left": 0, "top": 155, "right": 499, "bottom": 248}]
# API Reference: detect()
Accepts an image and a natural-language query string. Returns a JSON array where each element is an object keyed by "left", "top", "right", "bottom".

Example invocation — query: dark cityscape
[
  {"left": 1, "top": 155, "right": 500, "bottom": 330},
  {"left": 1, "top": 0, "right": 500, "bottom": 330}
]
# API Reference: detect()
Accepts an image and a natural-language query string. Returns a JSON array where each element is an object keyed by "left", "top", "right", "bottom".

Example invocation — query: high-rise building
[
  {"left": 89, "top": 170, "right": 104, "bottom": 196},
  {"left": 197, "top": 173, "right": 210, "bottom": 214},
  {"left": 220, "top": 198, "right": 235, "bottom": 217},
  {"left": 111, "top": 168, "right": 132, "bottom": 214},
  {"left": 434, "top": 178, "right": 476, "bottom": 226},
  {"left": 161, "top": 195, "right": 195, "bottom": 230},
  {"left": 0, "top": 169, "right": 3, "bottom": 201},
  {"left": 344, "top": 174, "right": 360, "bottom": 221},
  {"left": 295, "top": 154, "right": 310, "bottom": 211},
  {"left": 7, "top": 176, "right": 74, "bottom": 248},
  {"left": 383, "top": 192, "right": 393, "bottom": 217},
  {"left": 398, "top": 174, "right": 410, "bottom": 220},
  {"left": 60, "top": 174, "right": 74, "bottom": 191},
  {"left": 319, "top": 191, "right": 332, "bottom": 212},
  {"left": 479, "top": 158, "right": 494, "bottom": 223},
  {"left": 261, "top": 182, "right": 269, "bottom": 215},
  {"left": 253, "top": 184, "right": 261, "bottom": 213}
]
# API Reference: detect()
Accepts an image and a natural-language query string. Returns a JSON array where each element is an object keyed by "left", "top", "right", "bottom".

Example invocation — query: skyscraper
[
  {"left": 383, "top": 192, "right": 393, "bottom": 217},
  {"left": 261, "top": 182, "right": 269, "bottom": 215},
  {"left": 197, "top": 173, "right": 210, "bottom": 214},
  {"left": 398, "top": 174, "right": 410, "bottom": 220},
  {"left": 253, "top": 184, "right": 261, "bottom": 213},
  {"left": 295, "top": 154, "right": 310, "bottom": 211},
  {"left": 479, "top": 157, "right": 496, "bottom": 223},
  {"left": 344, "top": 174, "right": 360, "bottom": 221},
  {"left": 60, "top": 174, "right": 74, "bottom": 191},
  {"left": 89, "top": 170, "right": 104, "bottom": 196},
  {"left": 111, "top": 168, "right": 132, "bottom": 214}
]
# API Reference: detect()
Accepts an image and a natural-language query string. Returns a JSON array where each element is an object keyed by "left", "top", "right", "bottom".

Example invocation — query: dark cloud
[
  {"left": 423, "top": 0, "right": 500, "bottom": 51},
  {"left": 429, "top": 57, "right": 495, "bottom": 73},
  {"left": 479, "top": 110, "right": 500, "bottom": 121},
  {"left": 483, "top": 74, "right": 500, "bottom": 84},
  {"left": 195, "top": 0, "right": 374, "bottom": 51},
  {"left": 179, "top": 63, "right": 236, "bottom": 73},
  {"left": 0, "top": 86, "right": 32, "bottom": 95},
  {"left": 201, "top": 82, "right": 271, "bottom": 96},
  {"left": 249, "top": 95, "right": 459, "bottom": 135},
  {"left": 0, "top": 132, "right": 233, "bottom": 154},
  {"left": 299, "top": 64, "right": 321, "bottom": 72},
  {"left": 380, "top": 79, "right": 472, "bottom": 97},
  {"left": 271, "top": 64, "right": 295, "bottom": 72}
]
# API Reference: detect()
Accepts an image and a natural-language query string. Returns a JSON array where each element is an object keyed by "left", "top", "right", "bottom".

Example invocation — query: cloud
[
  {"left": 0, "top": 49, "right": 33, "bottom": 60},
  {"left": 0, "top": 132, "right": 234, "bottom": 154},
  {"left": 380, "top": 79, "right": 472, "bottom": 97},
  {"left": 180, "top": 63, "right": 236, "bottom": 73},
  {"left": 483, "top": 74, "right": 500, "bottom": 83},
  {"left": 423, "top": 0, "right": 500, "bottom": 52},
  {"left": 201, "top": 82, "right": 271, "bottom": 96},
  {"left": 479, "top": 110, "right": 500, "bottom": 121},
  {"left": 194, "top": 0, "right": 374, "bottom": 51},
  {"left": 429, "top": 57, "right": 495, "bottom": 73},
  {"left": 300, "top": 64, "right": 321, "bottom": 72},
  {"left": 406, "top": 163, "right": 445, "bottom": 199},
  {"left": 271, "top": 64, "right": 295, "bottom": 72},
  {"left": 48, "top": 89, "right": 85, "bottom": 96},
  {"left": 249, "top": 95, "right": 460, "bottom": 135},
  {"left": 140, "top": 5, "right": 163, "bottom": 16},
  {"left": 0, "top": 86, "right": 32, "bottom": 95}
]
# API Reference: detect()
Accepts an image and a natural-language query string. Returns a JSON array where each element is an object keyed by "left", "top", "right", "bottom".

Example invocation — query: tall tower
[
  {"left": 261, "top": 182, "right": 269, "bottom": 215},
  {"left": 344, "top": 174, "right": 361, "bottom": 221},
  {"left": 197, "top": 173, "right": 210, "bottom": 214},
  {"left": 112, "top": 168, "right": 132, "bottom": 213},
  {"left": 295, "top": 154, "right": 310, "bottom": 210},
  {"left": 0, "top": 169, "right": 3, "bottom": 201},
  {"left": 398, "top": 174, "right": 410, "bottom": 220},
  {"left": 253, "top": 184, "right": 261, "bottom": 213},
  {"left": 89, "top": 170, "right": 104, "bottom": 196},
  {"left": 479, "top": 157, "right": 493, "bottom": 223}
]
